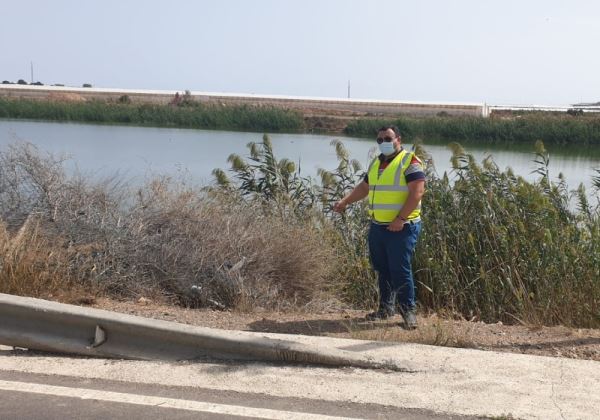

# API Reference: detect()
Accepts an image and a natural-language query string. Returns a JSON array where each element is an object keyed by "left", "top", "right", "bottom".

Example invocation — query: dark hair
[{"left": 377, "top": 125, "right": 401, "bottom": 138}]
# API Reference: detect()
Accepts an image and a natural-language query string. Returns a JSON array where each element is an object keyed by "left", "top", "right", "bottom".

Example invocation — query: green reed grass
[
  {"left": 0, "top": 97, "right": 305, "bottom": 132},
  {"left": 216, "top": 137, "right": 600, "bottom": 327},
  {"left": 345, "top": 114, "right": 600, "bottom": 146},
  {"left": 5, "top": 97, "right": 600, "bottom": 146},
  {"left": 416, "top": 142, "right": 599, "bottom": 326}
]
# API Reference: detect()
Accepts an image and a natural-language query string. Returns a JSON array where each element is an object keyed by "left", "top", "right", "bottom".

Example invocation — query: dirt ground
[{"left": 86, "top": 297, "right": 600, "bottom": 362}]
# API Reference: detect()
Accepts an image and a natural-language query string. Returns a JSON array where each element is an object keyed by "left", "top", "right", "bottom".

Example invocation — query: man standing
[{"left": 333, "top": 126, "right": 425, "bottom": 329}]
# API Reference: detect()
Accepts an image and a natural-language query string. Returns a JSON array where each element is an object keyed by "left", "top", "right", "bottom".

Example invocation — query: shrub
[
  {"left": 0, "top": 216, "right": 83, "bottom": 299},
  {"left": 567, "top": 108, "right": 584, "bottom": 117},
  {"left": 0, "top": 142, "right": 333, "bottom": 310}
]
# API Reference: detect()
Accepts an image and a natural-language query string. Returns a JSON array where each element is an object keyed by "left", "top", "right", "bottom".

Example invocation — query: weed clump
[{"left": 0, "top": 143, "right": 333, "bottom": 310}]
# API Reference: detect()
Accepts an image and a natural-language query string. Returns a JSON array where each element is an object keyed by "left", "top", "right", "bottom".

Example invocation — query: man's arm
[
  {"left": 387, "top": 179, "right": 425, "bottom": 231},
  {"left": 400, "top": 179, "right": 425, "bottom": 219},
  {"left": 333, "top": 181, "right": 369, "bottom": 213}
]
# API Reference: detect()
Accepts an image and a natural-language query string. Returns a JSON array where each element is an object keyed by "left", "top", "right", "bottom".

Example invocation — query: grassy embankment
[
  {"left": 2, "top": 96, "right": 600, "bottom": 145},
  {"left": 1, "top": 137, "right": 599, "bottom": 327},
  {"left": 345, "top": 113, "right": 600, "bottom": 146},
  {"left": 0, "top": 97, "right": 305, "bottom": 132}
]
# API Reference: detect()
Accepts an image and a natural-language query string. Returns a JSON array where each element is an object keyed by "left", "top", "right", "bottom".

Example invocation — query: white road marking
[{"left": 0, "top": 379, "right": 360, "bottom": 420}]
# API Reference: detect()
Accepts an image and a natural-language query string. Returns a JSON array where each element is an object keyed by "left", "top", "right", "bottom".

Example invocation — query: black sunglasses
[{"left": 376, "top": 136, "right": 396, "bottom": 144}]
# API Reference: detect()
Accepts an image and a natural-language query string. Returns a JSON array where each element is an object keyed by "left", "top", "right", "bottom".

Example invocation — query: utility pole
[
  {"left": 347, "top": 80, "right": 350, "bottom": 99},
  {"left": 30, "top": 61, "right": 34, "bottom": 83}
]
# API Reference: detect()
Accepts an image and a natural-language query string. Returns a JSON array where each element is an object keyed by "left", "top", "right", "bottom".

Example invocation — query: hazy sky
[{"left": 1, "top": 0, "right": 598, "bottom": 105}]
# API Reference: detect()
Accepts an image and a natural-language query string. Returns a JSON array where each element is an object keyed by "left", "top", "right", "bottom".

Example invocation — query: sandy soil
[{"left": 86, "top": 297, "right": 600, "bottom": 362}]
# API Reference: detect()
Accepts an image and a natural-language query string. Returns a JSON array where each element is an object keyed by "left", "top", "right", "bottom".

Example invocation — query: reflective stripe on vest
[
  {"left": 368, "top": 185, "right": 409, "bottom": 192},
  {"left": 367, "top": 150, "right": 422, "bottom": 223},
  {"left": 371, "top": 203, "right": 404, "bottom": 210}
]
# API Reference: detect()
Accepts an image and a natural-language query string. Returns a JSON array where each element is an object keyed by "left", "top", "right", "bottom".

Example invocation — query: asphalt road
[
  {"left": 0, "top": 370, "right": 471, "bottom": 420},
  {"left": 1, "top": 326, "right": 599, "bottom": 419}
]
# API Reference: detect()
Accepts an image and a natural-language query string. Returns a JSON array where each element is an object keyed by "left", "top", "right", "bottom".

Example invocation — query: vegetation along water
[
  {"left": 345, "top": 113, "right": 600, "bottom": 146},
  {"left": 1, "top": 136, "right": 598, "bottom": 327},
  {"left": 2, "top": 96, "right": 600, "bottom": 145},
  {"left": 0, "top": 97, "right": 305, "bottom": 132},
  {"left": 1, "top": 94, "right": 599, "bottom": 327}
]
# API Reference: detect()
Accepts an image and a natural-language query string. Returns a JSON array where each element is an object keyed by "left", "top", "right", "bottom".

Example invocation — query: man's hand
[
  {"left": 333, "top": 182, "right": 369, "bottom": 214},
  {"left": 387, "top": 217, "right": 406, "bottom": 232},
  {"left": 333, "top": 199, "right": 348, "bottom": 213}
]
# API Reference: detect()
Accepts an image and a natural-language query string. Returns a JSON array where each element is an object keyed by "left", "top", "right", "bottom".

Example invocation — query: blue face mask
[{"left": 378, "top": 142, "right": 396, "bottom": 156}]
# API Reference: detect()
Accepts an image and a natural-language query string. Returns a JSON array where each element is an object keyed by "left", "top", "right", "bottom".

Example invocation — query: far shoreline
[{"left": 1, "top": 95, "right": 600, "bottom": 146}]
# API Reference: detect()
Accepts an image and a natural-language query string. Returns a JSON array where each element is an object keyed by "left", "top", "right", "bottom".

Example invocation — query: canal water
[{"left": 1, "top": 119, "right": 599, "bottom": 197}]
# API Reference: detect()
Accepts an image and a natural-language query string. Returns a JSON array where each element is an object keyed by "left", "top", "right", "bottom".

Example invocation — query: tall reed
[
  {"left": 345, "top": 114, "right": 600, "bottom": 146},
  {"left": 215, "top": 137, "right": 600, "bottom": 327},
  {"left": 416, "top": 142, "right": 599, "bottom": 326},
  {"left": 0, "top": 97, "right": 305, "bottom": 132}
]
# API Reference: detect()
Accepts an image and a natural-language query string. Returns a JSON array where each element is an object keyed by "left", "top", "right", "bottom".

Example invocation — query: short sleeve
[{"left": 405, "top": 154, "right": 425, "bottom": 182}]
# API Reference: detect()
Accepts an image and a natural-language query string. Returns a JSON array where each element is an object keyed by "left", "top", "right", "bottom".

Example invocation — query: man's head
[{"left": 376, "top": 125, "right": 402, "bottom": 156}]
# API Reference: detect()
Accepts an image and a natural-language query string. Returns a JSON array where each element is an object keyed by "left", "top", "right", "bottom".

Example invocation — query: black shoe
[
  {"left": 365, "top": 308, "right": 394, "bottom": 321},
  {"left": 400, "top": 308, "right": 418, "bottom": 329}
]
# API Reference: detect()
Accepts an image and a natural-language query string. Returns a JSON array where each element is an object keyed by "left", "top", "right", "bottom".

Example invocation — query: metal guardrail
[{"left": 0, "top": 294, "right": 414, "bottom": 371}]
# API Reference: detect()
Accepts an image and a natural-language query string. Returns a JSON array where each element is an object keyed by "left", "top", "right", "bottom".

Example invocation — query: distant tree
[
  {"left": 17, "top": 79, "right": 28, "bottom": 85},
  {"left": 169, "top": 92, "right": 182, "bottom": 106},
  {"left": 82, "top": 83, "right": 92, "bottom": 88},
  {"left": 567, "top": 108, "right": 584, "bottom": 117},
  {"left": 53, "top": 84, "right": 65, "bottom": 87},
  {"left": 1, "top": 81, "right": 11, "bottom": 84},
  {"left": 32, "top": 81, "right": 44, "bottom": 86},
  {"left": 181, "top": 90, "right": 195, "bottom": 106},
  {"left": 118, "top": 94, "right": 131, "bottom": 104}
]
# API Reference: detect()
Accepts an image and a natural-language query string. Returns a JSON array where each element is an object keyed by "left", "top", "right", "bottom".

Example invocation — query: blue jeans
[{"left": 368, "top": 221, "right": 422, "bottom": 313}]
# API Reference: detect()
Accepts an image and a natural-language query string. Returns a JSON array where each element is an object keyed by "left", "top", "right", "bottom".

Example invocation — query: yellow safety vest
[{"left": 367, "top": 149, "right": 422, "bottom": 223}]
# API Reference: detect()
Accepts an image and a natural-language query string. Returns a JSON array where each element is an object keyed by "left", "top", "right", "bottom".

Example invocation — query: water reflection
[{"left": 1, "top": 119, "right": 598, "bottom": 196}]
